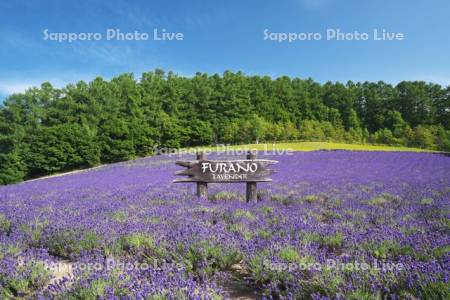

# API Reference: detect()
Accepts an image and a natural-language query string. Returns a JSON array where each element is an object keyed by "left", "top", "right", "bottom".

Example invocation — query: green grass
[{"left": 186, "top": 141, "right": 434, "bottom": 153}]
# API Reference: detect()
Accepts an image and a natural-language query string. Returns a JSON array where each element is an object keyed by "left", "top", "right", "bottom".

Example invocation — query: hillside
[{"left": 1, "top": 71, "right": 449, "bottom": 185}]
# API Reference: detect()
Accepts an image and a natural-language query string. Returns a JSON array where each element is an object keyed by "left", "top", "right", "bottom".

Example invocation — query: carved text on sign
[{"left": 174, "top": 159, "right": 277, "bottom": 183}]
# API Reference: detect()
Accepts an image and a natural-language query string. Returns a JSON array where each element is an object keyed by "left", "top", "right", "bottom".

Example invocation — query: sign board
[
  {"left": 173, "top": 152, "right": 277, "bottom": 202},
  {"left": 174, "top": 159, "right": 277, "bottom": 183}
]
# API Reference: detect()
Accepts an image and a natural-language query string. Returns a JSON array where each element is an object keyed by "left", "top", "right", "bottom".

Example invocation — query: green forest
[{"left": 1, "top": 69, "right": 449, "bottom": 184}]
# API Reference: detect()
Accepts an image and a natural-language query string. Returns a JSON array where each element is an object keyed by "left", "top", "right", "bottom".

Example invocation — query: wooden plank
[
  {"left": 173, "top": 178, "right": 200, "bottom": 183},
  {"left": 174, "top": 169, "right": 195, "bottom": 176},
  {"left": 173, "top": 177, "right": 273, "bottom": 183},
  {"left": 178, "top": 173, "right": 274, "bottom": 183},
  {"left": 177, "top": 159, "right": 277, "bottom": 166},
  {"left": 175, "top": 160, "right": 199, "bottom": 168}
]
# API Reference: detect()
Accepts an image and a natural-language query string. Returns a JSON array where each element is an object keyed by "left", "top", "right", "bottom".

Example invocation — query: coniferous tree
[{"left": 0, "top": 70, "right": 449, "bottom": 184}]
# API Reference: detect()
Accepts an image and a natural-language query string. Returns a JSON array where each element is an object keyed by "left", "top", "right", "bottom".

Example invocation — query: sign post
[
  {"left": 246, "top": 152, "right": 257, "bottom": 203},
  {"left": 196, "top": 152, "right": 208, "bottom": 199},
  {"left": 174, "top": 151, "right": 277, "bottom": 202}
]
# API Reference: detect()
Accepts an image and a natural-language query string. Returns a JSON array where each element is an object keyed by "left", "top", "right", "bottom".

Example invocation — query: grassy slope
[{"left": 188, "top": 142, "right": 433, "bottom": 152}]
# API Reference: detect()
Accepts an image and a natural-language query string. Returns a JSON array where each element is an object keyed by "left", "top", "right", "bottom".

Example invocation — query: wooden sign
[{"left": 173, "top": 152, "right": 277, "bottom": 202}]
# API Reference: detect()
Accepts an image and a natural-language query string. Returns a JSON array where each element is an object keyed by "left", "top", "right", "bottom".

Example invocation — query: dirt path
[
  {"left": 45, "top": 260, "right": 74, "bottom": 290},
  {"left": 223, "top": 263, "right": 257, "bottom": 300}
]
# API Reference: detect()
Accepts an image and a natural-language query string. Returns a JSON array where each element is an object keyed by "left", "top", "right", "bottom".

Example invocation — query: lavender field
[{"left": 0, "top": 151, "right": 449, "bottom": 299}]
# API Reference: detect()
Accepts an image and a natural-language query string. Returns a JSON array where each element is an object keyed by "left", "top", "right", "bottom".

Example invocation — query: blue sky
[{"left": 1, "top": 0, "right": 450, "bottom": 100}]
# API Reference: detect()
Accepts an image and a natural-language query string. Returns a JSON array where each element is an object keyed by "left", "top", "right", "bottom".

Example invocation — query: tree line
[{"left": 1, "top": 69, "right": 449, "bottom": 184}]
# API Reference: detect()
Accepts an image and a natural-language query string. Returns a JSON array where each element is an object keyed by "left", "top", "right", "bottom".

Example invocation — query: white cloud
[
  {"left": 101, "top": 0, "right": 155, "bottom": 28},
  {"left": 71, "top": 42, "right": 150, "bottom": 67},
  {"left": 0, "top": 72, "right": 100, "bottom": 97},
  {"left": 416, "top": 76, "right": 450, "bottom": 86},
  {"left": 0, "top": 82, "right": 38, "bottom": 95}
]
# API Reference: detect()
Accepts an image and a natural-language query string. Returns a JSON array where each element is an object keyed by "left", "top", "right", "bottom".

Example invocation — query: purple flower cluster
[{"left": 0, "top": 151, "right": 449, "bottom": 299}]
